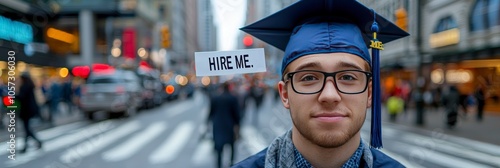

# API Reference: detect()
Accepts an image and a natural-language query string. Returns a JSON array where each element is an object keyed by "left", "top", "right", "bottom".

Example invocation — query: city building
[
  {"left": 362, "top": 0, "right": 499, "bottom": 113},
  {"left": 423, "top": 0, "right": 500, "bottom": 113},
  {"left": 242, "top": 0, "right": 296, "bottom": 76},
  {"left": 0, "top": 0, "right": 59, "bottom": 84},
  {"left": 49, "top": 0, "right": 164, "bottom": 70}
]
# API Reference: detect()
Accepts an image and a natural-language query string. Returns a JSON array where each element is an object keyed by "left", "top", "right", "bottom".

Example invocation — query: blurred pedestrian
[
  {"left": 423, "top": 89, "right": 433, "bottom": 108},
  {"left": 207, "top": 82, "right": 240, "bottom": 168},
  {"left": 474, "top": 85, "right": 486, "bottom": 121},
  {"left": 235, "top": 78, "right": 249, "bottom": 121},
  {"left": 386, "top": 92, "right": 404, "bottom": 122},
  {"left": 46, "top": 77, "right": 62, "bottom": 125},
  {"left": 399, "top": 80, "right": 412, "bottom": 113},
  {"left": 17, "top": 72, "right": 43, "bottom": 153},
  {"left": 233, "top": 0, "right": 407, "bottom": 167},
  {"left": 412, "top": 86, "right": 426, "bottom": 125},
  {"left": 62, "top": 76, "right": 75, "bottom": 114},
  {"left": 442, "top": 85, "right": 460, "bottom": 129},
  {"left": 72, "top": 78, "right": 83, "bottom": 111},
  {"left": 249, "top": 75, "right": 265, "bottom": 125}
]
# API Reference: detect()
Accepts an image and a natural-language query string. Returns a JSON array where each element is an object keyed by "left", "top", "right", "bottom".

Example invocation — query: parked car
[
  {"left": 181, "top": 82, "right": 195, "bottom": 98},
  {"left": 163, "top": 76, "right": 181, "bottom": 101},
  {"left": 137, "top": 68, "right": 163, "bottom": 109},
  {"left": 80, "top": 69, "right": 143, "bottom": 120}
]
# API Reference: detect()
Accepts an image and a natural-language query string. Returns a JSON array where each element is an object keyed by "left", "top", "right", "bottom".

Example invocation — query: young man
[{"left": 233, "top": 0, "right": 408, "bottom": 167}]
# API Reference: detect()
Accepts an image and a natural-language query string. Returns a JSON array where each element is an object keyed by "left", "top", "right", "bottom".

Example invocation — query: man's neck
[{"left": 292, "top": 128, "right": 361, "bottom": 168}]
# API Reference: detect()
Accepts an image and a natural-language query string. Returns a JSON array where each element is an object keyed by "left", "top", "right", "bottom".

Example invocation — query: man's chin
[
  {"left": 303, "top": 130, "right": 350, "bottom": 148},
  {"left": 313, "top": 134, "right": 350, "bottom": 148}
]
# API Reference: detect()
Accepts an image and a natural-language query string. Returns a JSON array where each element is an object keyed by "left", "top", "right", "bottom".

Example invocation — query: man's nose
[{"left": 318, "top": 78, "right": 341, "bottom": 103}]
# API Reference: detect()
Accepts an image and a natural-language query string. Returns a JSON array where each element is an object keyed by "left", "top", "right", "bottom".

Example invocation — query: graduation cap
[{"left": 241, "top": 0, "right": 409, "bottom": 149}]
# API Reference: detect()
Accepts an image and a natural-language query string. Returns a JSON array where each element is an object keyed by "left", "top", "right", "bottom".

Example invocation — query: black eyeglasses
[{"left": 285, "top": 70, "right": 372, "bottom": 94}]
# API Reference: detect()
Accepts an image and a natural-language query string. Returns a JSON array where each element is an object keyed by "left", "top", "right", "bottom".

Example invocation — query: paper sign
[{"left": 194, "top": 48, "right": 266, "bottom": 76}]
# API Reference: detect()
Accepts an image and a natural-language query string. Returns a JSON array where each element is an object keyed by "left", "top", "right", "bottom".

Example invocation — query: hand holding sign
[{"left": 194, "top": 48, "right": 266, "bottom": 76}]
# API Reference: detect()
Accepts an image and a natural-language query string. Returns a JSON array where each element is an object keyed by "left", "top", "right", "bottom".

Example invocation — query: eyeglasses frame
[{"left": 284, "top": 69, "right": 372, "bottom": 94}]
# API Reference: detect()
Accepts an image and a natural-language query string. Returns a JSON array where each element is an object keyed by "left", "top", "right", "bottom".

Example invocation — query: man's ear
[
  {"left": 278, "top": 81, "right": 290, "bottom": 109},
  {"left": 367, "top": 80, "right": 372, "bottom": 108}
]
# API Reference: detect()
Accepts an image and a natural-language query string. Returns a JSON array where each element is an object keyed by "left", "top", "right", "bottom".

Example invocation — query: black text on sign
[{"left": 209, "top": 54, "right": 253, "bottom": 71}]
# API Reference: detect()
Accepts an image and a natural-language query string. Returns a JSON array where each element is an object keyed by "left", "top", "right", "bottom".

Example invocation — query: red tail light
[{"left": 166, "top": 85, "right": 175, "bottom": 94}]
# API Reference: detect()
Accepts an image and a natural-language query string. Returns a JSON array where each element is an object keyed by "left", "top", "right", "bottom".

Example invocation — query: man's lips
[
  {"left": 312, "top": 113, "right": 347, "bottom": 122},
  {"left": 313, "top": 113, "right": 347, "bottom": 118}
]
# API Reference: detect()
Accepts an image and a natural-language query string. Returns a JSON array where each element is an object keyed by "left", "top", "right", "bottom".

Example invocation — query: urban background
[{"left": 0, "top": 0, "right": 499, "bottom": 168}]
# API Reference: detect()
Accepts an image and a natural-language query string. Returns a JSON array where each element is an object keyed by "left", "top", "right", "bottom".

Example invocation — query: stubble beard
[{"left": 291, "top": 108, "right": 364, "bottom": 148}]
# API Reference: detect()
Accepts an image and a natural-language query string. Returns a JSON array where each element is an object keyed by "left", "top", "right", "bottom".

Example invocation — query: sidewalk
[{"left": 383, "top": 107, "right": 500, "bottom": 146}]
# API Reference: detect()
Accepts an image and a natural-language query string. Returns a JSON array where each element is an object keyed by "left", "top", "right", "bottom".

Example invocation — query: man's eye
[
  {"left": 300, "top": 75, "right": 319, "bottom": 81},
  {"left": 338, "top": 74, "right": 357, "bottom": 80}
]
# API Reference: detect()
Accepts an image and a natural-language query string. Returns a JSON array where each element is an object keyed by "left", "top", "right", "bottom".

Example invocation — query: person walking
[
  {"left": 474, "top": 85, "right": 486, "bottom": 121},
  {"left": 233, "top": 0, "right": 408, "bottom": 167},
  {"left": 386, "top": 92, "right": 404, "bottom": 122},
  {"left": 17, "top": 72, "right": 43, "bottom": 153},
  {"left": 46, "top": 77, "right": 62, "bottom": 125},
  {"left": 443, "top": 85, "right": 460, "bottom": 129},
  {"left": 62, "top": 76, "right": 74, "bottom": 114},
  {"left": 249, "top": 75, "right": 265, "bottom": 125},
  {"left": 208, "top": 81, "right": 241, "bottom": 168}
]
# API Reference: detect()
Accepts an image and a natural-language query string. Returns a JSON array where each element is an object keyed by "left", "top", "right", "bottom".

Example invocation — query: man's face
[{"left": 278, "top": 53, "right": 372, "bottom": 148}]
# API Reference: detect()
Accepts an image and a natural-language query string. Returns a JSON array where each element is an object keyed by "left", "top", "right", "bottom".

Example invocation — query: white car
[{"left": 80, "top": 69, "right": 143, "bottom": 120}]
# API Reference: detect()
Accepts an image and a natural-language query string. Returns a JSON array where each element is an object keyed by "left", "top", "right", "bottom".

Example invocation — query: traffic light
[
  {"left": 395, "top": 7, "right": 408, "bottom": 32},
  {"left": 161, "top": 26, "right": 171, "bottom": 48},
  {"left": 243, "top": 35, "right": 253, "bottom": 48}
]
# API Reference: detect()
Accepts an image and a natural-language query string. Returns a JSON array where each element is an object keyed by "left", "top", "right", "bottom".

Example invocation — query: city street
[
  {"left": 1, "top": 90, "right": 499, "bottom": 168},
  {"left": 1, "top": 0, "right": 500, "bottom": 168}
]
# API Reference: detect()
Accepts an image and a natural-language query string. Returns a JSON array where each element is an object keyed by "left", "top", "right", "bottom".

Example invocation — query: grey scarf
[{"left": 264, "top": 129, "right": 374, "bottom": 168}]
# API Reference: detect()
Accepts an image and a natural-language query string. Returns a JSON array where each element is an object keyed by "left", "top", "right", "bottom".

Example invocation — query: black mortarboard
[{"left": 241, "top": 0, "right": 409, "bottom": 149}]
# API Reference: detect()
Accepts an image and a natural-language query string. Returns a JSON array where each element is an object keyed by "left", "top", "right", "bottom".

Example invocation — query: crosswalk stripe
[
  {"left": 4, "top": 120, "right": 116, "bottom": 167},
  {"left": 360, "top": 131, "right": 423, "bottom": 168},
  {"left": 240, "top": 126, "right": 267, "bottom": 154},
  {"left": 391, "top": 141, "right": 490, "bottom": 168},
  {"left": 399, "top": 131, "right": 500, "bottom": 167},
  {"left": 379, "top": 148, "right": 425, "bottom": 168},
  {"left": 0, "top": 121, "right": 87, "bottom": 156},
  {"left": 102, "top": 121, "right": 167, "bottom": 162},
  {"left": 373, "top": 125, "right": 500, "bottom": 167},
  {"left": 166, "top": 100, "right": 195, "bottom": 118},
  {"left": 444, "top": 134, "right": 500, "bottom": 157},
  {"left": 149, "top": 121, "right": 195, "bottom": 164},
  {"left": 60, "top": 120, "right": 140, "bottom": 164},
  {"left": 365, "top": 121, "right": 500, "bottom": 166},
  {"left": 192, "top": 139, "right": 215, "bottom": 166},
  {"left": 384, "top": 122, "right": 500, "bottom": 156},
  {"left": 38, "top": 121, "right": 88, "bottom": 140}
]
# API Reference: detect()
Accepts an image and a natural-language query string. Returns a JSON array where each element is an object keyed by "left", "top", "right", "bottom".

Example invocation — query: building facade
[
  {"left": 362, "top": 0, "right": 500, "bottom": 113},
  {"left": 423, "top": 0, "right": 500, "bottom": 113},
  {"left": 197, "top": 0, "right": 217, "bottom": 52},
  {"left": 43, "top": 0, "right": 166, "bottom": 74},
  {"left": 243, "top": 0, "right": 296, "bottom": 76},
  {"left": 0, "top": 0, "right": 60, "bottom": 84}
]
